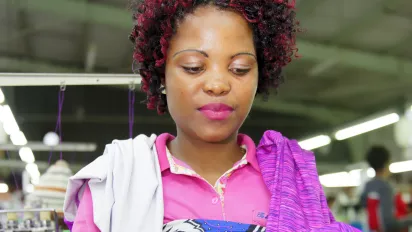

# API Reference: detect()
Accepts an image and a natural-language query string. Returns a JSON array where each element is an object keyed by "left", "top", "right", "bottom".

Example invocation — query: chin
[{"left": 195, "top": 127, "right": 237, "bottom": 143}]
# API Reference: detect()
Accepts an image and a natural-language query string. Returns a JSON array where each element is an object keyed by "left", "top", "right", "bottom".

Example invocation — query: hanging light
[
  {"left": 0, "top": 183, "right": 8, "bottom": 193},
  {"left": 335, "top": 113, "right": 400, "bottom": 140},
  {"left": 298, "top": 135, "right": 331, "bottom": 150},
  {"left": 19, "top": 147, "right": 35, "bottom": 163}
]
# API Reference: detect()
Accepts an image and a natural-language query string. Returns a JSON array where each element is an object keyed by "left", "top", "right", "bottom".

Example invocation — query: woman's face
[{"left": 165, "top": 6, "right": 258, "bottom": 143}]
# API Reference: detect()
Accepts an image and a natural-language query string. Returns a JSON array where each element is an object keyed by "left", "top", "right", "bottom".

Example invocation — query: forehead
[{"left": 169, "top": 6, "right": 255, "bottom": 53}]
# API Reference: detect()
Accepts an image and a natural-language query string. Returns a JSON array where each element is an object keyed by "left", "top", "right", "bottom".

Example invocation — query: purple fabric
[
  {"left": 64, "top": 183, "right": 81, "bottom": 231},
  {"left": 256, "top": 130, "right": 359, "bottom": 232},
  {"left": 64, "top": 218, "right": 74, "bottom": 231}
]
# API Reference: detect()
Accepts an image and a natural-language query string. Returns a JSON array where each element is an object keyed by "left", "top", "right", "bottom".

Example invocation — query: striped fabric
[
  {"left": 256, "top": 131, "right": 359, "bottom": 232},
  {"left": 26, "top": 160, "right": 73, "bottom": 211}
]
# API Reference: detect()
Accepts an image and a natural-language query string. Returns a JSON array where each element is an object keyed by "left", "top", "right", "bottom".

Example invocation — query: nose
[{"left": 202, "top": 75, "right": 231, "bottom": 97}]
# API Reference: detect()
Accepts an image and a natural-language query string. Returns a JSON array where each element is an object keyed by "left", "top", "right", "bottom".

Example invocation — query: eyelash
[
  {"left": 231, "top": 68, "right": 251, "bottom": 76},
  {"left": 182, "top": 66, "right": 251, "bottom": 76},
  {"left": 182, "top": 66, "right": 204, "bottom": 74}
]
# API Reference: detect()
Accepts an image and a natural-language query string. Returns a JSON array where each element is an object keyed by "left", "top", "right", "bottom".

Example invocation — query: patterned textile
[
  {"left": 163, "top": 219, "right": 265, "bottom": 232},
  {"left": 256, "top": 131, "right": 359, "bottom": 232}
]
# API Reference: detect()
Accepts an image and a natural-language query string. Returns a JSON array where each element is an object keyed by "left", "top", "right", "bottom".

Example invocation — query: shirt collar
[
  {"left": 155, "top": 133, "right": 260, "bottom": 173},
  {"left": 237, "top": 134, "right": 260, "bottom": 172},
  {"left": 155, "top": 133, "right": 175, "bottom": 172}
]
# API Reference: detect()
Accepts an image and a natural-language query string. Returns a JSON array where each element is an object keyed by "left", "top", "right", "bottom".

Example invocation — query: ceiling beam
[
  {"left": 298, "top": 41, "right": 412, "bottom": 78},
  {"left": 17, "top": 0, "right": 130, "bottom": 30},
  {"left": 296, "top": 0, "right": 329, "bottom": 16},
  {"left": 0, "top": 56, "right": 79, "bottom": 73},
  {"left": 15, "top": 0, "right": 412, "bottom": 78},
  {"left": 16, "top": 10, "right": 34, "bottom": 59},
  {"left": 319, "top": 79, "right": 411, "bottom": 99},
  {"left": 253, "top": 98, "right": 358, "bottom": 124},
  {"left": 329, "top": 0, "right": 385, "bottom": 43}
]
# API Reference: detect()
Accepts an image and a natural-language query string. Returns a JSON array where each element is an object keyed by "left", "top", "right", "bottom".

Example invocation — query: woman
[{"left": 64, "top": 0, "right": 358, "bottom": 231}]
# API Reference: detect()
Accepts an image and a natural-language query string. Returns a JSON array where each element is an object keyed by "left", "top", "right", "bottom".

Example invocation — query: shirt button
[{"left": 212, "top": 197, "right": 219, "bottom": 204}]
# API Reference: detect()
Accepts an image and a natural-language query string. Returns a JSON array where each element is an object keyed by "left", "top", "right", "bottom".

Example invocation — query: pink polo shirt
[{"left": 72, "top": 133, "right": 270, "bottom": 231}]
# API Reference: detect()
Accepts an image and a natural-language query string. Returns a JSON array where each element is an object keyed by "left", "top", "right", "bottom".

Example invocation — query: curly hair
[
  {"left": 366, "top": 145, "right": 391, "bottom": 172},
  {"left": 129, "top": 0, "right": 299, "bottom": 114}
]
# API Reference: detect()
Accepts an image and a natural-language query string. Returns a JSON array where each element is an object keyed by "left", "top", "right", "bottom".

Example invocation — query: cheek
[
  {"left": 236, "top": 78, "right": 258, "bottom": 111},
  {"left": 164, "top": 76, "right": 193, "bottom": 114},
  {"left": 246, "top": 75, "right": 258, "bottom": 98}
]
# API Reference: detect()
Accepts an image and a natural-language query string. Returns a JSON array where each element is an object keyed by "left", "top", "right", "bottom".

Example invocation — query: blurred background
[{"left": 0, "top": 0, "right": 411, "bottom": 231}]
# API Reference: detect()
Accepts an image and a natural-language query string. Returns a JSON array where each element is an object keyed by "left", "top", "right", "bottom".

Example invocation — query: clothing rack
[{"left": 0, "top": 73, "right": 142, "bottom": 86}]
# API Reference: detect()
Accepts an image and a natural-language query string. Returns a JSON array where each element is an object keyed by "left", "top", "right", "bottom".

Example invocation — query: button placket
[{"left": 212, "top": 196, "right": 219, "bottom": 204}]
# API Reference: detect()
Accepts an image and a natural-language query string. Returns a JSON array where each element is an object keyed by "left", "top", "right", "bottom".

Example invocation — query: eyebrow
[
  {"left": 173, "top": 49, "right": 209, "bottom": 58},
  {"left": 172, "top": 49, "right": 257, "bottom": 60},
  {"left": 231, "top": 52, "right": 257, "bottom": 60}
]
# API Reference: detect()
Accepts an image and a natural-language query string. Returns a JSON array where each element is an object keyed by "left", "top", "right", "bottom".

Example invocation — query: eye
[
  {"left": 182, "top": 66, "right": 204, "bottom": 74},
  {"left": 230, "top": 68, "right": 251, "bottom": 76}
]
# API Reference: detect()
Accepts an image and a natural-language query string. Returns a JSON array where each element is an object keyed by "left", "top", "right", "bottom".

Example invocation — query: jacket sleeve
[
  {"left": 72, "top": 182, "right": 101, "bottom": 232},
  {"left": 378, "top": 183, "right": 412, "bottom": 230}
]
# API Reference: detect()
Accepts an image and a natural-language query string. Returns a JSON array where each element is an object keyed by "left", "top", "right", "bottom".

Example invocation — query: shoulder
[
  {"left": 100, "top": 134, "right": 158, "bottom": 157},
  {"left": 110, "top": 133, "right": 157, "bottom": 146},
  {"left": 365, "top": 179, "right": 393, "bottom": 193}
]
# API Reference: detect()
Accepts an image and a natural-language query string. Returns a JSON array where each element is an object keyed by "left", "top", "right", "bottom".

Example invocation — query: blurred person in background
[
  {"left": 390, "top": 174, "right": 411, "bottom": 221},
  {"left": 327, "top": 195, "right": 347, "bottom": 222},
  {"left": 361, "top": 146, "right": 412, "bottom": 232},
  {"left": 0, "top": 173, "right": 24, "bottom": 223},
  {"left": 0, "top": 173, "right": 24, "bottom": 210}
]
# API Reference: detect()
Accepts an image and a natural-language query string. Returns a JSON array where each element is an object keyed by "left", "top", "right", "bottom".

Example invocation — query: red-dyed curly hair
[{"left": 129, "top": 0, "right": 299, "bottom": 114}]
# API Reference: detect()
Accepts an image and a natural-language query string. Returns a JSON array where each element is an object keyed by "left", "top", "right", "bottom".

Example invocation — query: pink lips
[{"left": 198, "top": 103, "right": 234, "bottom": 121}]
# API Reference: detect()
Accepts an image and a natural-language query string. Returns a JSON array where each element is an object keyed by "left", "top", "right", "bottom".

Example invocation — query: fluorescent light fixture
[
  {"left": 389, "top": 160, "right": 412, "bottom": 173},
  {"left": 320, "top": 170, "right": 362, "bottom": 188},
  {"left": 0, "top": 183, "right": 9, "bottom": 193},
  {"left": 26, "top": 163, "right": 40, "bottom": 178},
  {"left": 335, "top": 113, "right": 400, "bottom": 140},
  {"left": 19, "top": 147, "right": 35, "bottom": 163},
  {"left": 0, "top": 88, "right": 4, "bottom": 104},
  {"left": 349, "top": 169, "right": 362, "bottom": 185},
  {"left": 10, "top": 131, "right": 28, "bottom": 146},
  {"left": 319, "top": 171, "right": 360, "bottom": 188},
  {"left": 367, "top": 168, "right": 376, "bottom": 178},
  {"left": 1, "top": 105, "right": 20, "bottom": 135},
  {"left": 299, "top": 135, "right": 331, "bottom": 150}
]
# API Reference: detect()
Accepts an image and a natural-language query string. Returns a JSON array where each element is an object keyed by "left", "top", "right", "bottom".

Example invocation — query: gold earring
[{"left": 160, "top": 85, "right": 166, "bottom": 95}]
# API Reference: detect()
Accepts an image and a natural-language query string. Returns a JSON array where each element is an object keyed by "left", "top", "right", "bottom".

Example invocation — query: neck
[
  {"left": 168, "top": 130, "right": 244, "bottom": 176},
  {"left": 376, "top": 171, "right": 387, "bottom": 179}
]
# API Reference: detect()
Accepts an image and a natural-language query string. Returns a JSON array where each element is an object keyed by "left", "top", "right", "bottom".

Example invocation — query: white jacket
[{"left": 63, "top": 134, "right": 164, "bottom": 232}]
